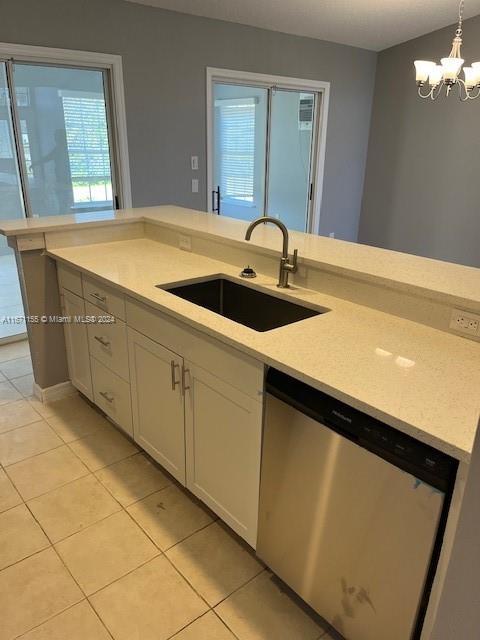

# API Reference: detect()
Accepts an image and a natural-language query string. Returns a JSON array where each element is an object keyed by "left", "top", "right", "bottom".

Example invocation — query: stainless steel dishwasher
[{"left": 257, "top": 368, "right": 457, "bottom": 640}]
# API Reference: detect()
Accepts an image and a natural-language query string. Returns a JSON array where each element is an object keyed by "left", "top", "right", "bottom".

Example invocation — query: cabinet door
[
  {"left": 185, "top": 362, "right": 263, "bottom": 548},
  {"left": 128, "top": 327, "right": 186, "bottom": 484},
  {"left": 61, "top": 289, "right": 93, "bottom": 400}
]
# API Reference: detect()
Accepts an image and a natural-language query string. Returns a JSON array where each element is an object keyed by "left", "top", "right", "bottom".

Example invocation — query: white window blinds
[
  {"left": 217, "top": 98, "right": 255, "bottom": 202},
  {"left": 62, "top": 95, "right": 110, "bottom": 180}
]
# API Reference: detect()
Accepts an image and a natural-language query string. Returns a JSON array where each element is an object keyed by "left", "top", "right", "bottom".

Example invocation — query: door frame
[
  {"left": 206, "top": 67, "right": 330, "bottom": 234},
  {"left": 0, "top": 41, "right": 132, "bottom": 210}
]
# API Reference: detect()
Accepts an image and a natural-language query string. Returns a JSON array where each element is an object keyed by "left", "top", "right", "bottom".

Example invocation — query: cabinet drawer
[
  {"left": 83, "top": 275, "right": 126, "bottom": 320},
  {"left": 126, "top": 298, "right": 264, "bottom": 400},
  {"left": 58, "top": 263, "right": 83, "bottom": 297},
  {"left": 91, "top": 357, "right": 132, "bottom": 436},
  {"left": 86, "top": 302, "right": 129, "bottom": 381}
]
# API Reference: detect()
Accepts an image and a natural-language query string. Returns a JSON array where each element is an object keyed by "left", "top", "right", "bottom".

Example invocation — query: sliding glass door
[
  {"left": 213, "top": 83, "right": 268, "bottom": 221},
  {"left": 12, "top": 63, "right": 116, "bottom": 216},
  {"left": 266, "top": 89, "right": 316, "bottom": 230},
  {"left": 211, "top": 81, "right": 319, "bottom": 232},
  {"left": 0, "top": 57, "right": 120, "bottom": 341},
  {"left": 0, "top": 63, "right": 27, "bottom": 340}
]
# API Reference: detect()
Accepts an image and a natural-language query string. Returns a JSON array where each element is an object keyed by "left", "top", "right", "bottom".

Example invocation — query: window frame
[
  {"left": 206, "top": 67, "right": 330, "bottom": 234},
  {"left": 0, "top": 42, "right": 132, "bottom": 210}
]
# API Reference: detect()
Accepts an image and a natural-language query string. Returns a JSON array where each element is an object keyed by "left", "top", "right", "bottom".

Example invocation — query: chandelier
[{"left": 414, "top": 0, "right": 480, "bottom": 100}]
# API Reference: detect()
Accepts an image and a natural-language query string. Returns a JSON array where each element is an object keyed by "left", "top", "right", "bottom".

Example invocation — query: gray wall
[
  {"left": 359, "top": 15, "right": 480, "bottom": 267},
  {"left": 0, "top": 0, "right": 376, "bottom": 241}
]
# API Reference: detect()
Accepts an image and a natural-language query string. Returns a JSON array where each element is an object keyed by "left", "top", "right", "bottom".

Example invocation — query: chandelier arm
[
  {"left": 456, "top": 78, "right": 470, "bottom": 101},
  {"left": 431, "top": 83, "right": 445, "bottom": 101},
  {"left": 417, "top": 85, "right": 434, "bottom": 99},
  {"left": 466, "top": 86, "right": 480, "bottom": 99}
]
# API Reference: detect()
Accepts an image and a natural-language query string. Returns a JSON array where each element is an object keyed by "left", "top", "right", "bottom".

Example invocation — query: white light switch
[
  {"left": 191, "top": 156, "right": 199, "bottom": 170},
  {"left": 191, "top": 178, "right": 199, "bottom": 193}
]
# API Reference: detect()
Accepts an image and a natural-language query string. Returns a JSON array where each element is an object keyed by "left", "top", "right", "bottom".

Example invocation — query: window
[
  {"left": 217, "top": 98, "right": 256, "bottom": 203},
  {"left": 61, "top": 92, "right": 112, "bottom": 204}
]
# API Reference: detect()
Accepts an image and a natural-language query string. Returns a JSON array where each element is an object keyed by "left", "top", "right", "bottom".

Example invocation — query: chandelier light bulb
[
  {"left": 429, "top": 65, "right": 444, "bottom": 86},
  {"left": 463, "top": 66, "right": 477, "bottom": 88},
  {"left": 440, "top": 57, "right": 464, "bottom": 81},
  {"left": 471, "top": 61, "right": 480, "bottom": 82},
  {"left": 414, "top": 60, "right": 435, "bottom": 83}
]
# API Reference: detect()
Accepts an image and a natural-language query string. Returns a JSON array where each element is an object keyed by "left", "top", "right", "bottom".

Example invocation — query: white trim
[
  {"left": 0, "top": 42, "right": 132, "bottom": 209},
  {"left": 206, "top": 67, "right": 330, "bottom": 234},
  {"left": 33, "top": 380, "right": 77, "bottom": 403}
]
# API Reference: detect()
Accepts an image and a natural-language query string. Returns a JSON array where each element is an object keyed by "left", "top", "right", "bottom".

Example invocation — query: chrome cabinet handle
[
  {"left": 170, "top": 360, "right": 181, "bottom": 391},
  {"left": 99, "top": 391, "right": 114, "bottom": 403},
  {"left": 181, "top": 366, "right": 191, "bottom": 394},
  {"left": 94, "top": 335, "right": 110, "bottom": 348},
  {"left": 90, "top": 292, "right": 107, "bottom": 303}
]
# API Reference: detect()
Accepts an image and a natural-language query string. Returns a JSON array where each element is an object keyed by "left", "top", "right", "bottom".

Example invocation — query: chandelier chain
[{"left": 457, "top": 0, "right": 465, "bottom": 36}]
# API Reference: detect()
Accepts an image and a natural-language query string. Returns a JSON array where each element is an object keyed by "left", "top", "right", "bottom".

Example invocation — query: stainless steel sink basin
[{"left": 158, "top": 277, "right": 326, "bottom": 332}]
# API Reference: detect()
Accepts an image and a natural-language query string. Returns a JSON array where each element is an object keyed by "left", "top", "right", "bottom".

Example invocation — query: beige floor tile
[
  {"left": 215, "top": 571, "right": 326, "bottom": 640},
  {"left": 46, "top": 403, "right": 111, "bottom": 443},
  {"left": 0, "top": 547, "right": 83, "bottom": 640},
  {"left": 6, "top": 446, "right": 89, "bottom": 500},
  {"left": 127, "top": 484, "right": 214, "bottom": 550},
  {"left": 27, "top": 474, "right": 121, "bottom": 543},
  {"left": 0, "top": 399, "right": 41, "bottom": 434},
  {"left": 0, "top": 340, "right": 30, "bottom": 364},
  {"left": 0, "top": 380, "right": 22, "bottom": 405},
  {"left": 96, "top": 453, "right": 171, "bottom": 506},
  {"left": 0, "top": 468, "right": 22, "bottom": 513},
  {"left": 171, "top": 611, "right": 237, "bottom": 639},
  {"left": 56, "top": 511, "right": 159, "bottom": 595},
  {"left": 69, "top": 425, "right": 138, "bottom": 471},
  {"left": 27, "top": 396, "right": 68, "bottom": 419},
  {"left": 166, "top": 521, "right": 263, "bottom": 606},
  {"left": 0, "top": 504, "right": 50, "bottom": 570},
  {"left": 0, "top": 356, "right": 33, "bottom": 380},
  {"left": 11, "top": 373, "right": 34, "bottom": 397},
  {"left": 90, "top": 555, "right": 208, "bottom": 640},
  {"left": 17, "top": 601, "right": 111, "bottom": 640},
  {"left": 0, "top": 420, "right": 62, "bottom": 466}
]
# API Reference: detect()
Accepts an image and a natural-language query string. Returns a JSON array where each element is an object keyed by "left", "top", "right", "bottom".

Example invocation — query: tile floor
[{"left": 0, "top": 339, "right": 338, "bottom": 640}]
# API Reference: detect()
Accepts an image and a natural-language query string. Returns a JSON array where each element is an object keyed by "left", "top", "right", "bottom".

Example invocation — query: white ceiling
[{"left": 125, "top": 0, "right": 480, "bottom": 51}]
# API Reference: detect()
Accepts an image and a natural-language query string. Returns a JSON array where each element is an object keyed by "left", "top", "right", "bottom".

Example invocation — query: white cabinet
[
  {"left": 184, "top": 363, "right": 263, "bottom": 547},
  {"left": 61, "top": 288, "right": 93, "bottom": 401},
  {"left": 86, "top": 302, "right": 130, "bottom": 381},
  {"left": 91, "top": 357, "right": 133, "bottom": 436},
  {"left": 58, "top": 270, "right": 264, "bottom": 548},
  {"left": 128, "top": 328, "right": 186, "bottom": 484}
]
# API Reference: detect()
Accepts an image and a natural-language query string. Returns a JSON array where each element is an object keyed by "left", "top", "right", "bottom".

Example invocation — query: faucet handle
[{"left": 291, "top": 249, "right": 298, "bottom": 271}]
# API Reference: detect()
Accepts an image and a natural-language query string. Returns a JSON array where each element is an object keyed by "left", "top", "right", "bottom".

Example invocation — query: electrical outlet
[
  {"left": 449, "top": 309, "right": 480, "bottom": 336},
  {"left": 179, "top": 234, "right": 192, "bottom": 251},
  {"left": 191, "top": 156, "right": 199, "bottom": 170},
  {"left": 191, "top": 178, "right": 199, "bottom": 193},
  {"left": 329, "top": 232, "right": 335, "bottom": 238}
]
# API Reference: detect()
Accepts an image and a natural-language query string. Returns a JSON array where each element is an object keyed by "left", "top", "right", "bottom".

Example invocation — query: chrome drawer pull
[
  {"left": 90, "top": 292, "right": 107, "bottom": 303},
  {"left": 181, "top": 366, "right": 191, "bottom": 394},
  {"left": 99, "top": 391, "right": 114, "bottom": 403},
  {"left": 171, "top": 360, "right": 181, "bottom": 391},
  {"left": 94, "top": 335, "right": 110, "bottom": 348}
]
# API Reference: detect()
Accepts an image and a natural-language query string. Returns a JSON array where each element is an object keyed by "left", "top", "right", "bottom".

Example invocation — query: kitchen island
[{"left": 1, "top": 204, "right": 480, "bottom": 640}]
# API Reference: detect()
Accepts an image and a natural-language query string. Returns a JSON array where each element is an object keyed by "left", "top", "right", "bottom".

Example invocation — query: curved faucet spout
[
  {"left": 245, "top": 216, "right": 289, "bottom": 258},
  {"left": 244, "top": 216, "right": 298, "bottom": 288}
]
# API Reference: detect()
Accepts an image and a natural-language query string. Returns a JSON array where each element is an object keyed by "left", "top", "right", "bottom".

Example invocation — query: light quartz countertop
[
  {"left": 2, "top": 205, "right": 479, "bottom": 309},
  {"left": 47, "top": 237, "right": 480, "bottom": 463}
]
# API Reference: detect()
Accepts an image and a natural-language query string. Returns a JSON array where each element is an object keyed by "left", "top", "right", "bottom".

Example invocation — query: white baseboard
[{"left": 33, "top": 380, "right": 78, "bottom": 403}]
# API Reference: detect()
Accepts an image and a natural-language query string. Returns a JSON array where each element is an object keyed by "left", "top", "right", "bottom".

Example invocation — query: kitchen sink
[{"left": 159, "top": 277, "right": 326, "bottom": 332}]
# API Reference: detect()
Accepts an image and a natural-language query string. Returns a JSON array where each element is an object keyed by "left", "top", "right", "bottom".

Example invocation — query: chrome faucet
[{"left": 245, "top": 217, "right": 298, "bottom": 288}]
